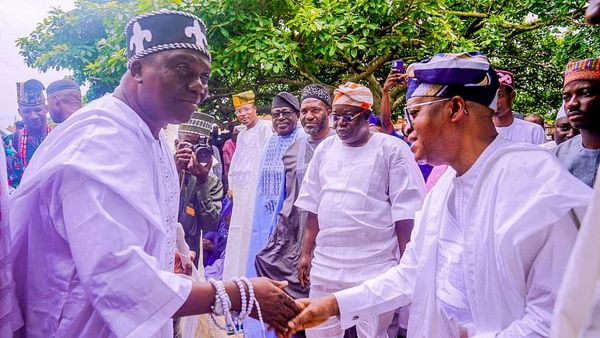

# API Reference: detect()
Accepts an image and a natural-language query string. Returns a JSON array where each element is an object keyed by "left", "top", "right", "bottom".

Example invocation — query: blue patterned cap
[{"left": 406, "top": 52, "right": 499, "bottom": 110}]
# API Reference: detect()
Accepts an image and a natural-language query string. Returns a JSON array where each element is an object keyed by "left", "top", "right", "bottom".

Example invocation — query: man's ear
[
  {"left": 510, "top": 90, "right": 516, "bottom": 100},
  {"left": 450, "top": 96, "right": 468, "bottom": 123},
  {"left": 129, "top": 59, "right": 144, "bottom": 82}
]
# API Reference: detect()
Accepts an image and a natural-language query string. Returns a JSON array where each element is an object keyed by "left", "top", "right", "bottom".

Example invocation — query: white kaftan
[
  {"left": 223, "top": 119, "right": 272, "bottom": 280},
  {"left": 496, "top": 118, "right": 546, "bottom": 144},
  {"left": 294, "top": 133, "right": 425, "bottom": 338},
  {"left": 294, "top": 133, "right": 425, "bottom": 285},
  {"left": 10, "top": 94, "right": 192, "bottom": 337},
  {"left": 0, "top": 147, "right": 19, "bottom": 336},
  {"left": 552, "top": 176, "right": 600, "bottom": 337},
  {"left": 334, "top": 137, "right": 593, "bottom": 337}
]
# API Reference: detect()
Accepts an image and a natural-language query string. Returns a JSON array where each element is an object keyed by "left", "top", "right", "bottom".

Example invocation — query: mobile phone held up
[{"left": 391, "top": 59, "right": 405, "bottom": 74}]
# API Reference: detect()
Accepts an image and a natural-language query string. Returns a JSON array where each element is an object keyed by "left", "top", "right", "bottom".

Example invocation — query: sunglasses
[
  {"left": 404, "top": 98, "right": 451, "bottom": 128},
  {"left": 330, "top": 110, "right": 367, "bottom": 124},
  {"left": 235, "top": 106, "right": 254, "bottom": 116},
  {"left": 271, "top": 110, "right": 296, "bottom": 119}
]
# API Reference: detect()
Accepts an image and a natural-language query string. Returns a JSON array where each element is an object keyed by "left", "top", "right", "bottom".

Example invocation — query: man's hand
[
  {"left": 189, "top": 152, "right": 212, "bottom": 185},
  {"left": 250, "top": 277, "right": 302, "bottom": 333},
  {"left": 383, "top": 69, "right": 407, "bottom": 93},
  {"left": 175, "top": 142, "right": 193, "bottom": 172},
  {"left": 202, "top": 239, "right": 215, "bottom": 252},
  {"left": 174, "top": 250, "right": 194, "bottom": 276},
  {"left": 297, "top": 254, "right": 312, "bottom": 288},
  {"left": 281, "top": 295, "right": 339, "bottom": 337}
]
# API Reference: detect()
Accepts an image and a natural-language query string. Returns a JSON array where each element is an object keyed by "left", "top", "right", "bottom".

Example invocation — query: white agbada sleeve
[
  {"left": 52, "top": 171, "right": 192, "bottom": 337},
  {"left": 472, "top": 212, "right": 578, "bottom": 338},
  {"left": 388, "top": 142, "right": 425, "bottom": 221},
  {"left": 552, "top": 178, "right": 600, "bottom": 337},
  {"left": 532, "top": 125, "right": 547, "bottom": 145}
]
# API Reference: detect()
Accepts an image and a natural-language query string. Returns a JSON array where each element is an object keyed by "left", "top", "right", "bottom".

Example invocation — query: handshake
[{"left": 216, "top": 277, "right": 340, "bottom": 337}]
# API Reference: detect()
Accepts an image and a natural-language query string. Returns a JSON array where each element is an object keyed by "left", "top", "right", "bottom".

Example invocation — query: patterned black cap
[
  {"left": 125, "top": 9, "right": 210, "bottom": 67},
  {"left": 17, "top": 79, "right": 45, "bottom": 106},
  {"left": 301, "top": 84, "right": 331, "bottom": 107}
]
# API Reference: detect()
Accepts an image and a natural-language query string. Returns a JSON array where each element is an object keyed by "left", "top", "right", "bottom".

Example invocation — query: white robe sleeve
[
  {"left": 52, "top": 173, "right": 192, "bottom": 338},
  {"left": 333, "top": 207, "right": 426, "bottom": 329},
  {"left": 532, "top": 125, "right": 547, "bottom": 145},
  {"left": 388, "top": 143, "right": 425, "bottom": 221},
  {"left": 473, "top": 212, "right": 578, "bottom": 338}
]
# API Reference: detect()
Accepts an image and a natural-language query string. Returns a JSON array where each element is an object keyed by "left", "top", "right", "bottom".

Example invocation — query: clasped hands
[{"left": 244, "top": 278, "right": 339, "bottom": 337}]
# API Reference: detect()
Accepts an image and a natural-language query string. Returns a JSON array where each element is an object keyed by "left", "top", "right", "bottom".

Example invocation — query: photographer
[{"left": 176, "top": 112, "right": 224, "bottom": 267}]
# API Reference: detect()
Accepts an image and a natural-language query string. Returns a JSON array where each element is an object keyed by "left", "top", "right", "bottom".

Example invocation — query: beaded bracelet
[
  {"left": 208, "top": 278, "right": 236, "bottom": 334},
  {"left": 241, "top": 277, "right": 266, "bottom": 338}
]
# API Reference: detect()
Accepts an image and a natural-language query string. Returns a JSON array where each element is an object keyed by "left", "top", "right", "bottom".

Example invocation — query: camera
[{"left": 191, "top": 136, "right": 213, "bottom": 164}]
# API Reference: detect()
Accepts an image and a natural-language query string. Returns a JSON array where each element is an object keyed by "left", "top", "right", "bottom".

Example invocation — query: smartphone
[{"left": 391, "top": 59, "right": 405, "bottom": 74}]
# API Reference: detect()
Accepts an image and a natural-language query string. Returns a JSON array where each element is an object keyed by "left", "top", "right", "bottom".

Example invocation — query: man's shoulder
[
  {"left": 553, "top": 135, "right": 582, "bottom": 158},
  {"left": 514, "top": 117, "right": 544, "bottom": 131}
]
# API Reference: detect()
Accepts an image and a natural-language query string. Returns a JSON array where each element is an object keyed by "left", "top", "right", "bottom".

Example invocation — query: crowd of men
[{"left": 0, "top": 3, "right": 600, "bottom": 338}]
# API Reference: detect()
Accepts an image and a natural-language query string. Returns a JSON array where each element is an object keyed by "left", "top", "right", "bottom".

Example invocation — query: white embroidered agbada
[
  {"left": 334, "top": 137, "right": 593, "bottom": 337},
  {"left": 0, "top": 147, "right": 19, "bottom": 336},
  {"left": 10, "top": 94, "right": 193, "bottom": 337},
  {"left": 552, "top": 177, "right": 600, "bottom": 337},
  {"left": 223, "top": 119, "right": 272, "bottom": 280}
]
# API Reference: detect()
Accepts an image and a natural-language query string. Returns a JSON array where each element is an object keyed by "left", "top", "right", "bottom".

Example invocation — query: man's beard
[{"left": 303, "top": 118, "right": 326, "bottom": 135}]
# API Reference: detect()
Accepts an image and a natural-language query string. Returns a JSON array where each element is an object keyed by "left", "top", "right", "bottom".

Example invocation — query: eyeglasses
[
  {"left": 235, "top": 106, "right": 253, "bottom": 116},
  {"left": 404, "top": 98, "right": 451, "bottom": 128},
  {"left": 330, "top": 110, "right": 366, "bottom": 124},
  {"left": 271, "top": 110, "right": 296, "bottom": 119}
]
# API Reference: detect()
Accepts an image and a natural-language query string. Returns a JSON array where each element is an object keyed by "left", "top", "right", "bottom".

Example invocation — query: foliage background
[{"left": 17, "top": 0, "right": 600, "bottom": 122}]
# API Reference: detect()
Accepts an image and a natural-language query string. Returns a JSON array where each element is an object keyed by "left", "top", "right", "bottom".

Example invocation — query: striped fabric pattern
[
  {"left": 332, "top": 82, "right": 373, "bottom": 110},
  {"left": 564, "top": 57, "right": 600, "bottom": 87},
  {"left": 406, "top": 52, "right": 499, "bottom": 109}
]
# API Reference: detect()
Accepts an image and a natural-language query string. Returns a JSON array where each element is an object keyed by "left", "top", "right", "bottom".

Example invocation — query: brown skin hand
[{"left": 381, "top": 70, "right": 407, "bottom": 134}]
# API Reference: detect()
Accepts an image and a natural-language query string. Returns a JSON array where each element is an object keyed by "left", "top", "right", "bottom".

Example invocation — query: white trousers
[{"left": 306, "top": 284, "right": 394, "bottom": 338}]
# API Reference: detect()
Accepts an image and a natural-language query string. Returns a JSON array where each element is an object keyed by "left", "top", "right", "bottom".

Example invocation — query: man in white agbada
[
  {"left": 0, "top": 149, "right": 17, "bottom": 336},
  {"left": 294, "top": 81, "right": 425, "bottom": 338},
  {"left": 9, "top": 10, "right": 299, "bottom": 337},
  {"left": 493, "top": 70, "right": 547, "bottom": 145},
  {"left": 551, "top": 2, "right": 600, "bottom": 336},
  {"left": 283, "top": 52, "right": 593, "bottom": 338},
  {"left": 223, "top": 90, "right": 272, "bottom": 280}
]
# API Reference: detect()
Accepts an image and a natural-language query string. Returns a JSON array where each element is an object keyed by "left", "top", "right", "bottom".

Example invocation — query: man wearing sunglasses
[
  {"left": 224, "top": 90, "right": 273, "bottom": 281},
  {"left": 294, "top": 82, "right": 425, "bottom": 338},
  {"left": 284, "top": 53, "right": 592, "bottom": 338},
  {"left": 243, "top": 91, "right": 305, "bottom": 336}
]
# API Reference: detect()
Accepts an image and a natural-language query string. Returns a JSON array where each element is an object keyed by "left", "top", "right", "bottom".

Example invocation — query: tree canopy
[{"left": 17, "top": 0, "right": 600, "bottom": 122}]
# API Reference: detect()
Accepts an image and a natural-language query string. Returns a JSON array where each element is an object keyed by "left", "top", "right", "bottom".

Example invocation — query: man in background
[
  {"left": 493, "top": 70, "right": 546, "bottom": 144},
  {"left": 4, "top": 79, "right": 51, "bottom": 188},
  {"left": 223, "top": 90, "right": 273, "bottom": 280},
  {"left": 46, "top": 78, "right": 82, "bottom": 123},
  {"left": 176, "top": 112, "right": 223, "bottom": 267}
]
